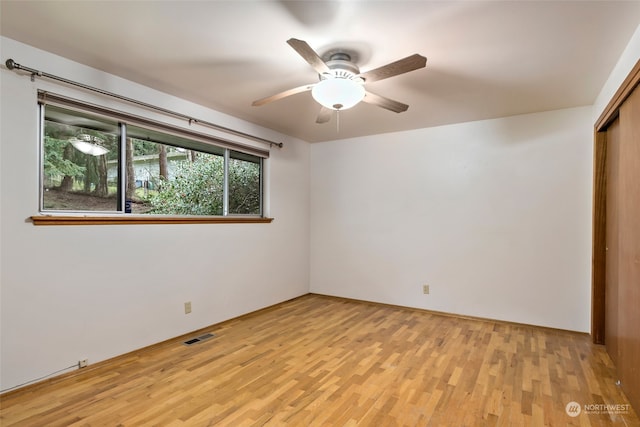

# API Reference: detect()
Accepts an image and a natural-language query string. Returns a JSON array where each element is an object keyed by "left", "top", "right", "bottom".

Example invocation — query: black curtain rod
[{"left": 5, "top": 58, "right": 283, "bottom": 148}]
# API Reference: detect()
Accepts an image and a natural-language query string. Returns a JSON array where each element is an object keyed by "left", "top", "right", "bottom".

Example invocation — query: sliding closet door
[
  {"left": 604, "top": 118, "right": 620, "bottom": 365},
  {"left": 593, "top": 60, "right": 640, "bottom": 415},
  {"left": 615, "top": 85, "right": 640, "bottom": 409}
]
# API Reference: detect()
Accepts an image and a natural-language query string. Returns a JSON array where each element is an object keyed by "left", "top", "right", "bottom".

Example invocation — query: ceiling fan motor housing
[{"left": 322, "top": 52, "right": 362, "bottom": 81}]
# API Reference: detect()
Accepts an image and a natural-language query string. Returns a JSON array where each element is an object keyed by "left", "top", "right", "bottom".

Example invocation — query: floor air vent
[{"left": 183, "top": 332, "right": 216, "bottom": 346}]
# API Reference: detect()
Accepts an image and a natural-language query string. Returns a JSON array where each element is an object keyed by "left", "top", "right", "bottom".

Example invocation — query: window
[
  {"left": 42, "top": 108, "right": 120, "bottom": 211},
  {"left": 40, "top": 102, "right": 264, "bottom": 217}
]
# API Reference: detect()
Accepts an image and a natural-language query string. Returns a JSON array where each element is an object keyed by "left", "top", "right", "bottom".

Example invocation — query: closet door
[
  {"left": 593, "top": 61, "right": 640, "bottom": 415},
  {"left": 604, "top": 118, "right": 620, "bottom": 365},
  {"left": 615, "top": 85, "right": 640, "bottom": 408}
]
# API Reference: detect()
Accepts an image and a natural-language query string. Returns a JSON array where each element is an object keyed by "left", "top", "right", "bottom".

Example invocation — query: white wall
[
  {"left": 0, "top": 37, "right": 310, "bottom": 391},
  {"left": 593, "top": 22, "right": 640, "bottom": 122},
  {"left": 310, "top": 106, "right": 593, "bottom": 332}
]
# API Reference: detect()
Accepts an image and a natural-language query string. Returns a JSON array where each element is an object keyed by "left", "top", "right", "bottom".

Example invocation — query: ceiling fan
[{"left": 252, "top": 38, "right": 427, "bottom": 123}]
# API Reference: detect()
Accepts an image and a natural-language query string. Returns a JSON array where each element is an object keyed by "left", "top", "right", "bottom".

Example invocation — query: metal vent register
[{"left": 183, "top": 333, "right": 216, "bottom": 346}]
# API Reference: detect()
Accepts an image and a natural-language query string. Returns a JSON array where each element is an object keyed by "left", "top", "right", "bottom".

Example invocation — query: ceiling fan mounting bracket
[{"left": 321, "top": 48, "right": 360, "bottom": 64}]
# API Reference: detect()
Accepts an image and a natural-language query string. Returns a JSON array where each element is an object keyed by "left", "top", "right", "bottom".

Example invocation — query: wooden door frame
[{"left": 592, "top": 59, "right": 640, "bottom": 344}]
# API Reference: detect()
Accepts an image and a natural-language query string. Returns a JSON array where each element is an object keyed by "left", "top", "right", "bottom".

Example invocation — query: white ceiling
[{"left": 2, "top": 1, "right": 639, "bottom": 142}]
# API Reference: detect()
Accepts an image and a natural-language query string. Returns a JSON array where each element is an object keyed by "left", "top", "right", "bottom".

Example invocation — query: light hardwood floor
[{"left": 1, "top": 294, "right": 638, "bottom": 426}]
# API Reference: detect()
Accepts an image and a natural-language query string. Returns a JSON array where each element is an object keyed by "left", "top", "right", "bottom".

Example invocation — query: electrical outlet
[
  {"left": 78, "top": 359, "right": 88, "bottom": 368},
  {"left": 184, "top": 301, "right": 192, "bottom": 314},
  {"left": 423, "top": 285, "right": 430, "bottom": 294}
]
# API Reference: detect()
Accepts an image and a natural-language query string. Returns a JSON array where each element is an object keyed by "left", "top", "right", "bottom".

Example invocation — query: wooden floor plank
[{"left": 1, "top": 294, "right": 638, "bottom": 426}]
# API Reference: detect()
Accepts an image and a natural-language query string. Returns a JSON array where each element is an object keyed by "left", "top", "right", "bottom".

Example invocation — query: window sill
[{"left": 30, "top": 215, "right": 274, "bottom": 226}]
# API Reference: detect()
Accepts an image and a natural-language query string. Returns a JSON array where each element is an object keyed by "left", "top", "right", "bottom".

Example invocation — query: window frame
[{"left": 35, "top": 96, "right": 272, "bottom": 225}]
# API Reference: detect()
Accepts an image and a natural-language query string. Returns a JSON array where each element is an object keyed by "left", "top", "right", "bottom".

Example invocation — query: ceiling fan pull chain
[{"left": 336, "top": 110, "right": 340, "bottom": 133}]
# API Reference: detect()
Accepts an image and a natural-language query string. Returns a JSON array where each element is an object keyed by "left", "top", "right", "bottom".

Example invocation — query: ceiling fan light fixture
[{"left": 311, "top": 77, "right": 365, "bottom": 110}]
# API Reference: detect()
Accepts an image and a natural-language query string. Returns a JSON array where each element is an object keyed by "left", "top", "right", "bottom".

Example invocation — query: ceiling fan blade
[
  {"left": 287, "top": 38, "right": 331, "bottom": 75},
  {"left": 363, "top": 91, "right": 409, "bottom": 113},
  {"left": 358, "top": 54, "right": 427, "bottom": 83},
  {"left": 252, "top": 84, "right": 315, "bottom": 106},
  {"left": 316, "top": 107, "right": 332, "bottom": 124}
]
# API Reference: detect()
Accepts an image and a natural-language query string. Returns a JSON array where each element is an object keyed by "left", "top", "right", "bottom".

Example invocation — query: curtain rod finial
[{"left": 5, "top": 59, "right": 17, "bottom": 70}]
